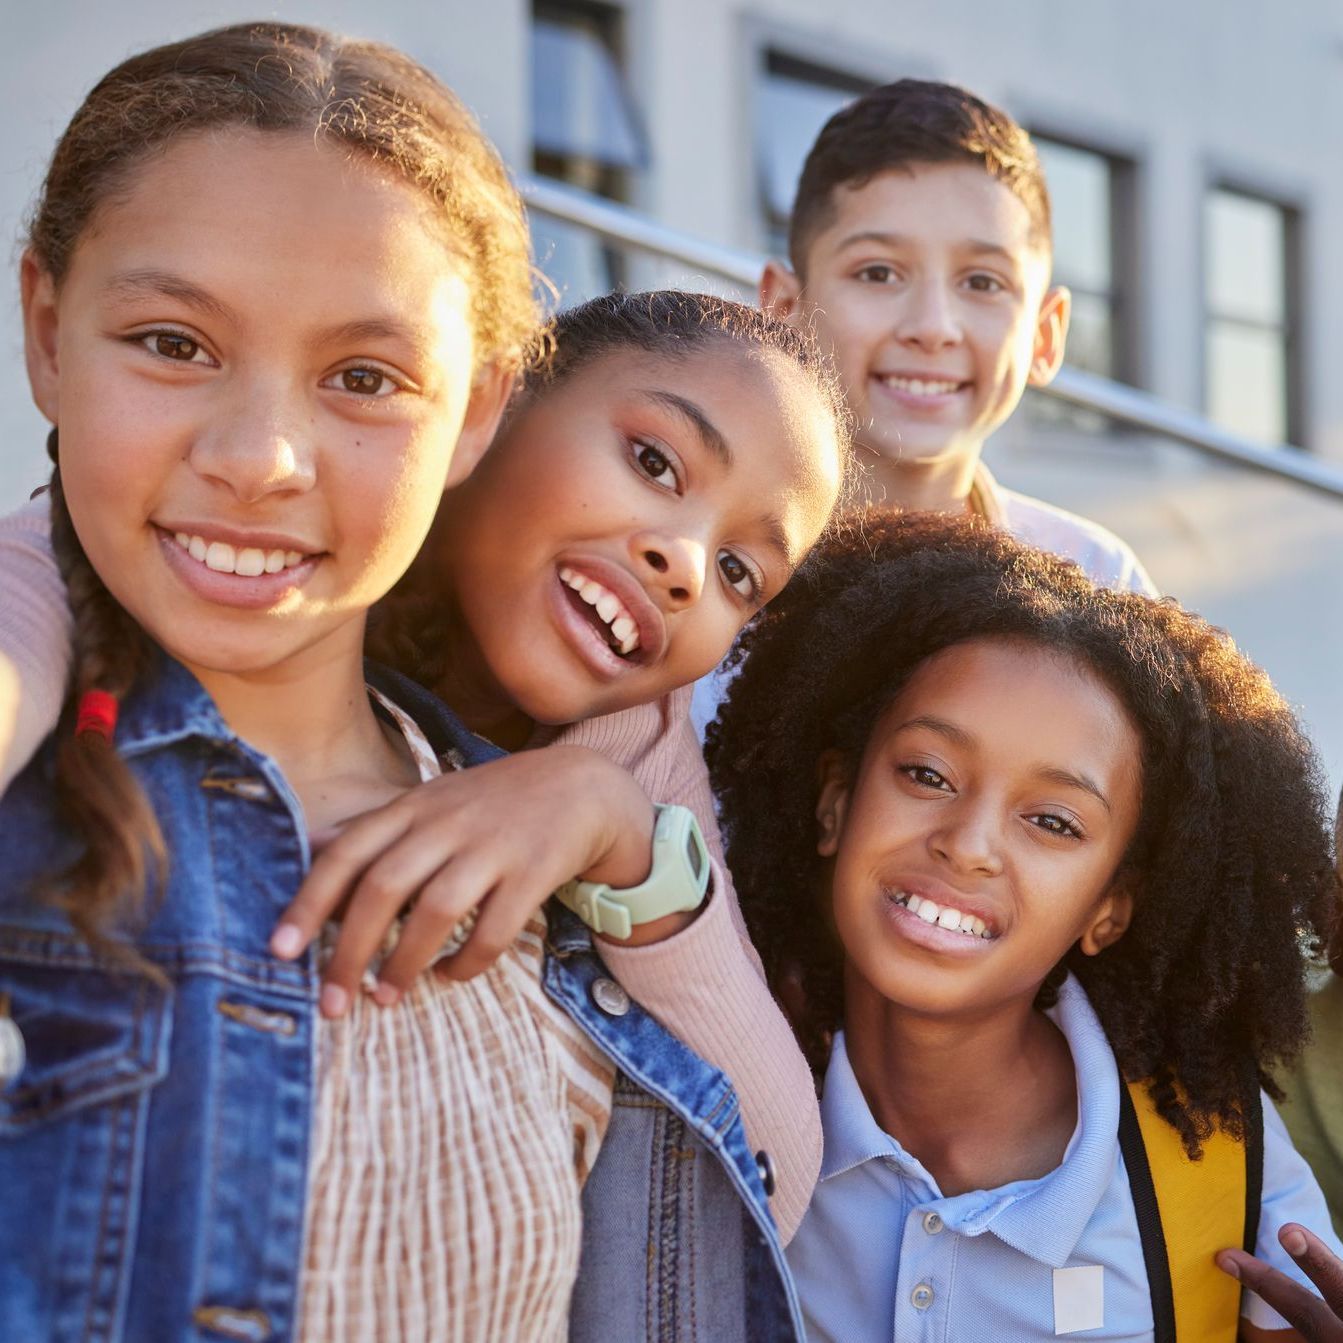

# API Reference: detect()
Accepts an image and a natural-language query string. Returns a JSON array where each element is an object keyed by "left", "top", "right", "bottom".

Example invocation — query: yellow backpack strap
[{"left": 1118, "top": 1069, "right": 1263, "bottom": 1342}]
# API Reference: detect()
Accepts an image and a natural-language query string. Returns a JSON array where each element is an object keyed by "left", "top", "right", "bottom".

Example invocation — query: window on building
[
  {"left": 756, "top": 52, "right": 870, "bottom": 257},
  {"left": 531, "top": 1, "right": 647, "bottom": 303},
  {"left": 1027, "top": 137, "right": 1137, "bottom": 430},
  {"left": 1204, "top": 188, "right": 1300, "bottom": 446}
]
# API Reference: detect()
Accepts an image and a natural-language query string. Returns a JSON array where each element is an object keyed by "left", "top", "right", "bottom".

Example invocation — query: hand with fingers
[
  {"left": 1219, "top": 1223, "right": 1343, "bottom": 1341},
  {"left": 269, "top": 745, "right": 681, "bottom": 1017}
]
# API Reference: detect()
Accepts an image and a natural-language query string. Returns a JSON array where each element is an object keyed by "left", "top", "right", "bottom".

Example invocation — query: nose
[
  {"left": 928, "top": 798, "right": 1003, "bottom": 878},
  {"left": 896, "top": 276, "right": 962, "bottom": 353},
  {"left": 188, "top": 384, "right": 317, "bottom": 503},
  {"left": 629, "top": 528, "right": 708, "bottom": 610}
]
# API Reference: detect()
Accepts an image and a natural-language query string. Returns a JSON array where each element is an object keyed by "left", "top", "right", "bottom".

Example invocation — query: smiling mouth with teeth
[
  {"left": 559, "top": 566, "right": 641, "bottom": 657},
  {"left": 877, "top": 375, "right": 967, "bottom": 397},
  {"left": 890, "top": 890, "right": 995, "bottom": 940},
  {"left": 171, "top": 531, "right": 310, "bottom": 577}
]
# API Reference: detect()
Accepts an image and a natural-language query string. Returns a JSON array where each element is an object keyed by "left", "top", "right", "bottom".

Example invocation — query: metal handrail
[{"left": 522, "top": 174, "right": 1343, "bottom": 502}]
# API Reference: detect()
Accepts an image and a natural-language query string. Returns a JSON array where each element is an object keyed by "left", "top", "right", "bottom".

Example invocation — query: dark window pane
[
  {"left": 1061, "top": 290, "right": 1114, "bottom": 378},
  {"left": 1206, "top": 190, "right": 1285, "bottom": 326},
  {"left": 531, "top": 16, "right": 647, "bottom": 170},
  {"left": 756, "top": 70, "right": 856, "bottom": 221},
  {"left": 1029, "top": 292, "right": 1113, "bottom": 432},
  {"left": 1207, "top": 320, "right": 1288, "bottom": 445},
  {"left": 1035, "top": 140, "right": 1112, "bottom": 295}
]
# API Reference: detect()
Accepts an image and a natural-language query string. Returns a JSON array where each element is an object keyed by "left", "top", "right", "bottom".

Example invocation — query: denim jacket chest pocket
[
  {"left": 0, "top": 935, "right": 173, "bottom": 1132},
  {"left": 0, "top": 934, "right": 173, "bottom": 1342}
]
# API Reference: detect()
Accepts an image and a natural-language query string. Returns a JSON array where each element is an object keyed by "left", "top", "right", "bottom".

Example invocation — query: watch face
[{"left": 686, "top": 828, "right": 705, "bottom": 879}]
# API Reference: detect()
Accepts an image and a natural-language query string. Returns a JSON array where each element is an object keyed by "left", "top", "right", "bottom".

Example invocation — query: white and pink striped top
[{"left": 299, "top": 693, "right": 614, "bottom": 1342}]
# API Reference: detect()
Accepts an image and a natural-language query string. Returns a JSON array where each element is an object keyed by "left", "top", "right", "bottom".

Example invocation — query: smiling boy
[{"left": 762, "top": 79, "right": 1154, "bottom": 593}]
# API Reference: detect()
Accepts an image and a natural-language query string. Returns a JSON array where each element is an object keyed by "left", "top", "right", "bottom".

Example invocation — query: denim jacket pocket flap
[{"left": 0, "top": 952, "right": 172, "bottom": 1133}]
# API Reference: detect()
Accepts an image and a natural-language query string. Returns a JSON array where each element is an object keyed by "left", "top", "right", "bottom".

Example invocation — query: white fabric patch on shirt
[{"left": 1053, "top": 1265, "right": 1104, "bottom": 1334}]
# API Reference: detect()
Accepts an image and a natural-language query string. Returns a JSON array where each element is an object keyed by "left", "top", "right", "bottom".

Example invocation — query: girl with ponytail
[{"left": 0, "top": 24, "right": 821, "bottom": 1341}]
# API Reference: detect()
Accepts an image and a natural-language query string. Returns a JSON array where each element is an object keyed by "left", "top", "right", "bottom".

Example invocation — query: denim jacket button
[
  {"left": 591, "top": 977, "right": 630, "bottom": 1016},
  {"left": 755, "top": 1149, "right": 776, "bottom": 1197},
  {"left": 0, "top": 997, "right": 23, "bottom": 1089}
]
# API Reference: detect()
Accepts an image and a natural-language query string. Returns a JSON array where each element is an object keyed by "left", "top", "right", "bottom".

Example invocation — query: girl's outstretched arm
[
  {"left": 557, "top": 686, "right": 823, "bottom": 1243},
  {"left": 276, "top": 685, "right": 823, "bottom": 1242},
  {"left": 0, "top": 496, "right": 71, "bottom": 793}
]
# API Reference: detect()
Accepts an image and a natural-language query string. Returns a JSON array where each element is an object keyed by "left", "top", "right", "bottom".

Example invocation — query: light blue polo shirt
[{"left": 789, "top": 976, "right": 1343, "bottom": 1340}]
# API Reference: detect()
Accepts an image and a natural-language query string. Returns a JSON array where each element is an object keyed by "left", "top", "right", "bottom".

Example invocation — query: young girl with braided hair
[
  {"left": 708, "top": 511, "right": 1341, "bottom": 1341},
  {"left": 0, "top": 23, "right": 847, "bottom": 1341}
]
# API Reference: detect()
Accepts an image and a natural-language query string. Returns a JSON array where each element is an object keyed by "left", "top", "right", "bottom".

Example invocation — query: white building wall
[{"left": 0, "top": 0, "right": 1338, "bottom": 786}]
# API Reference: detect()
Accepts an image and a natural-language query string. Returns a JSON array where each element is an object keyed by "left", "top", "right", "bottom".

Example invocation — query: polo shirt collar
[
  {"left": 818, "top": 977, "right": 1120, "bottom": 1268},
  {"left": 958, "top": 976, "right": 1121, "bottom": 1267},
  {"left": 818, "top": 1030, "right": 904, "bottom": 1179}
]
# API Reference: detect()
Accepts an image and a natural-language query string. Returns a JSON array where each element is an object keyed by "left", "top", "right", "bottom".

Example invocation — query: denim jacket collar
[{"left": 110, "top": 651, "right": 502, "bottom": 770}]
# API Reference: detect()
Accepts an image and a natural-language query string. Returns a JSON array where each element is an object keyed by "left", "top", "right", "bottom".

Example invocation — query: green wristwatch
[{"left": 554, "top": 804, "right": 711, "bottom": 939}]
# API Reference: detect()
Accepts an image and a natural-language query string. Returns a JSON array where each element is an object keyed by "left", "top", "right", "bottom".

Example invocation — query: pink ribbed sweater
[{"left": 0, "top": 497, "right": 820, "bottom": 1241}]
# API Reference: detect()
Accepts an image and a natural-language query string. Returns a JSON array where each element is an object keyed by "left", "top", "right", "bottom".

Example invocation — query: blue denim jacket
[{"left": 0, "top": 654, "right": 801, "bottom": 1342}]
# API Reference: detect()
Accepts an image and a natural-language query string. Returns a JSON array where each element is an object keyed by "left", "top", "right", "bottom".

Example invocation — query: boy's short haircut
[{"left": 788, "top": 79, "right": 1052, "bottom": 275}]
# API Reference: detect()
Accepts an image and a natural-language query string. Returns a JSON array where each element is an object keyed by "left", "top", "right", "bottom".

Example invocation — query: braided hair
[{"left": 28, "top": 22, "right": 539, "bottom": 939}]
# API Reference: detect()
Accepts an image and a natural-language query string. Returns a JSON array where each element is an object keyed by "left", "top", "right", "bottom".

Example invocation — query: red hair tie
[{"left": 75, "top": 689, "right": 119, "bottom": 741}]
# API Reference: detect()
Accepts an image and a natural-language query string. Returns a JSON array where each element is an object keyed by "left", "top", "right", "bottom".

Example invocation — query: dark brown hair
[
  {"left": 709, "top": 512, "right": 1337, "bottom": 1156},
  {"left": 32, "top": 22, "right": 538, "bottom": 945},
  {"left": 788, "top": 78, "right": 1051, "bottom": 275},
  {"left": 368, "top": 289, "right": 854, "bottom": 696}
]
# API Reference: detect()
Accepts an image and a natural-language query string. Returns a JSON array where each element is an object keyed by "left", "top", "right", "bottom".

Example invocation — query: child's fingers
[
  {"left": 434, "top": 874, "right": 554, "bottom": 982},
  {"left": 272, "top": 806, "right": 414, "bottom": 958},
  {"left": 371, "top": 857, "right": 499, "bottom": 996},
  {"left": 1217, "top": 1247, "right": 1342, "bottom": 1339},
  {"left": 318, "top": 843, "right": 472, "bottom": 1015},
  {"left": 1281, "top": 1223, "right": 1343, "bottom": 1318}
]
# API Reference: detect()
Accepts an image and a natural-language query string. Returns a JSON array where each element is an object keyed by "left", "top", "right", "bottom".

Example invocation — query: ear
[
  {"left": 1078, "top": 874, "right": 1134, "bottom": 956},
  {"left": 815, "top": 749, "right": 850, "bottom": 858},
  {"left": 760, "top": 260, "right": 804, "bottom": 323},
  {"left": 21, "top": 251, "right": 60, "bottom": 424},
  {"left": 1025, "top": 284, "right": 1072, "bottom": 388},
  {"left": 444, "top": 357, "right": 518, "bottom": 490}
]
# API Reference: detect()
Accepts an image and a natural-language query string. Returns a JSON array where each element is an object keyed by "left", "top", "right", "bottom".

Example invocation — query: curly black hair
[{"left": 707, "top": 511, "right": 1338, "bottom": 1156}]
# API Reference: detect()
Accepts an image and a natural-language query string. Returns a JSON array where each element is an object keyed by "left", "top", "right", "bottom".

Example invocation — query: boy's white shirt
[{"left": 691, "top": 465, "right": 1157, "bottom": 739}]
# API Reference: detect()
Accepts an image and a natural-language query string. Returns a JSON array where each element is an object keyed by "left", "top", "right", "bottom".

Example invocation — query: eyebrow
[
  {"left": 312, "top": 317, "right": 429, "bottom": 360},
  {"left": 896, "top": 714, "right": 976, "bottom": 748},
  {"left": 102, "top": 272, "right": 428, "bottom": 362},
  {"left": 897, "top": 715, "right": 1112, "bottom": 812},
  {"left": 834, "top": 230, "right": 1019, "bottom": 267},
  {"left": 637, "top": 388, "right": 801, "bottom": 572},
  {"left": 103, "top": 269, "right": 236, "bottom": 324},
  {"left": 638, "top": 389, "right": 732, "bottom": 468},
  {"left": 1035, "top": 766, "right": 1112, "bottom": 814}
]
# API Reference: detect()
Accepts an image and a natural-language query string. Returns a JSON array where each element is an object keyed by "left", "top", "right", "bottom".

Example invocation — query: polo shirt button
[
  {"left": 922, "top": 1211, "right": 944, "bottom": 1235},
  {"left": 911, "top": 1282, "right": 935, "bottom": 1310},
  {"left": 591, "top": 977, "right": 630, "bottom": 1016}
]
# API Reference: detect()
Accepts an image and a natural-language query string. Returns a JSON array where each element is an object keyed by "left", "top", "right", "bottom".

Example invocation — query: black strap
[
  {"left": 1243, "top": 1080, "right": 1264, "bottom": 1253},
  {"left": 1117, "top": 1076, "right": 1177, "bottom": 1343}
]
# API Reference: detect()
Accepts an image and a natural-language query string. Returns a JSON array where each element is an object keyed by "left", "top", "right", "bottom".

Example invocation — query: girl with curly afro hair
[{"left": 707, "top": 510, "right": 1341, "bottom": 1342}]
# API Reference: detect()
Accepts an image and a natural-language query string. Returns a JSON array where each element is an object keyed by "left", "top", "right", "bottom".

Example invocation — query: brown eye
[
  {"left": 634, "top": 442, "right": 675, "bottom": 487},
  {"left": 342, "top": 368, "right": 387, "bottom": 396},
  {"left": 155, "top": 333, "right": 199, "bottom": 360},
  {"left": 717, "top": 550, "right": 757, "bottom": 599}
]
